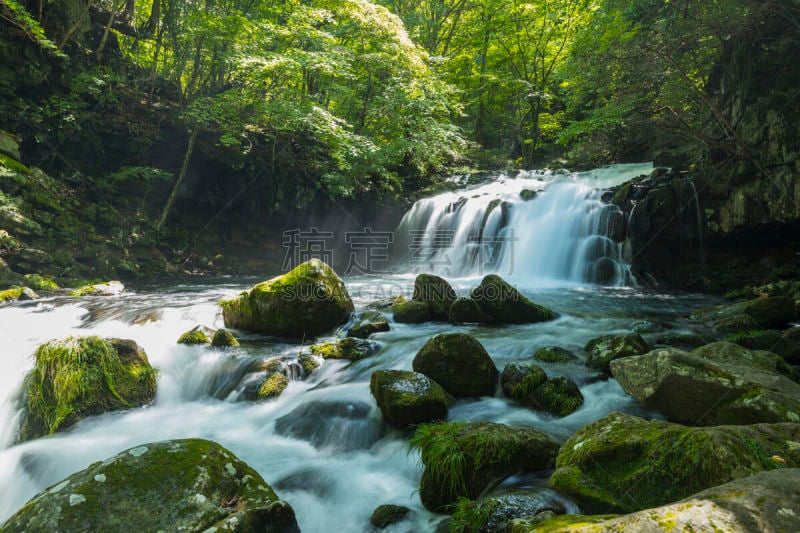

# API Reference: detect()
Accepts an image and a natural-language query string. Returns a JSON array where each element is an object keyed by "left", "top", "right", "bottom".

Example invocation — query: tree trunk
[{"left": 157, "top": 129, "right": 199, "bottom": 231}]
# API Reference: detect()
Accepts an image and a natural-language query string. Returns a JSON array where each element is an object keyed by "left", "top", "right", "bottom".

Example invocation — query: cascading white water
[{"left": 394, "top": 163, "right": 653, "bottom": 286}]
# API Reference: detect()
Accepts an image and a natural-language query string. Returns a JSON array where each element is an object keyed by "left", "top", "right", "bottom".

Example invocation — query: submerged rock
[
  {"left": 610, "top": 343, "right": 800, "bottom": 425},
  {"left": 536, "top": 469, "right": 800, "bottom": 532},
  {"left": 393, "top": 300, "right": 430, "bottom": 323},
  {"left": 370, "top": 370, "right": 454, "bottom": 428},
  {"left": 469, "top": 275, "right": 557, "bottom": 324},
  {"left": 549, "top": 411, "right": 800, "bottom": 514},
  {"left": 584, "top": 333, "right": 650, "bottom": 372},
  {"left": 533, "top": 346, "right": 578, "bottom": 363},
  {"left": 347, "top": 310, "right": 390, "bottom": 338},
  {"left": 220, "top": 259, "right": 354, "bottom": 338},
  {"left": 275, "top": 400, "right": 383, "bottom": 451},
  {"left": 0, "top": 439, "right": 299, "bottom": 532},
  {"left": 18, "top": 337, "right": 157, "bottom": 442},
  {"left": 501, "top": 362, "right": 547, "bottom": 398},
  {"left": 413, "top": 333, "right": 498, "bottom": 397},
  {"left": 309, "top": 337, "right": 378, "bottom": 361},
  {"left": 370, "top": 504, "right": 412, "bottom": 529},
  {"left": 411, "top": 421, "right": 559, "bottom": 511},
  {"left": 412, "top": 274, "right": 457, "bottom": 320}
]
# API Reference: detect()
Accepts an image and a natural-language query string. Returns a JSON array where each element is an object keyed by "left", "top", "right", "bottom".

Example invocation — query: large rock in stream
[
  {"left": 221, "top": 259, "right": 354, "bottom": 338},
  {"left": 468, "top": 275, "right": 556, "bottom": 324},
  {"left": 0, "top": 439, "right": 299, "bottom": 532},
  {"left": 412, "top": 421, "right": 560, "bottom": 512},
  {"left": 610, "top": 342, "right": 800, "bottom": 425},
  {"left": 17, "top": 337, "right": 157, "bottom": 442},
  {"left": 412, "top": 273, "right": 457, "bottom": 320},
  {"left": 370, "top": 370, "right": 454, "bottom": 428},
  {"left": 412, "top": 333, "right": 498, "bottom": 397},
  {"left": 529, "top": 469, "right": 800, "bottom": 532},
  {"left": 549, "top": 411, "right": 800, "bottom": 514},
  {"left": 691, "top": 296, "right": 797, "bottom": 334}
]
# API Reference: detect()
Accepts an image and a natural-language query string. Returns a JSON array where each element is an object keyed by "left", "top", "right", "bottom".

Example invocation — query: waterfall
[{"left": 394, "top": 163, "right": 653, "bottom": 286}]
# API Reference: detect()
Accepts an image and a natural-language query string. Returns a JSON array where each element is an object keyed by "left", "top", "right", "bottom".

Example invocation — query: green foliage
[
  {"left": 410, "top": 422, "right": 470, "bottom": 498},
  {"left": 23, "top": 274, "right": 59, "bottom": 290},
  {"left": 0, "top": 0, "right": 65, "bottom": 57},
  {"left": 449, "top": 497, "right": 498, "bottom": 533}
]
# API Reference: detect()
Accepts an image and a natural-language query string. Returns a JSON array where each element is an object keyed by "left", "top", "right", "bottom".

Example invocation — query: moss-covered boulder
[
  {"left": 347, "top": 310, "right": 390, "bottom": 338},
  {"left": 0, "top": 285, "right": 37, "bottom": 303},
  {"left": 257, "top": 373, "right": 289, "bottom": 399},
  {"left": 726, "top": 329, "right": 800, "bottom": 363},
  {"left": 519, "top": 189, "right": 537, "bottom": 201},
  {"left": 584, "top": 333, "right": 650, "bottom": 372},
  {"left": 533, "top": 346, "right": 578, "bottom": 363},
  {"left": 18, "top": 337, "right": 157, "bottom": 442},
  {"left": 469, "top": 275, "right": 557, "bottom": 324},
  {"left": 527, "top": 377, "right": 584, "bottom": 417},
  {"left": 211, "top": 328, "right": 240, "bottom": 347},
  {"left": 412, "top": 274, "right": 457, "bottom": 320},
  {"left": 786, "top": 326, "right": 800, "bottom": 344},
  {"left": 0, "top": 439, "right": 299, "bottom": 532},
  {"left": 538, "top": 469, "right": 800, "bottom": 532},
  {"left": 370, "top": 370, "right": 454, "bottom": 428},
  {"left": 70, "top": 280, "right": 125, "bottom": 296},
  {"left": 449, "top": 296, "right": 488, "bottom": 323},
  {"left": 309, "top": 337, "right": 378, "bottom": 361},
  {"left": 411, "top": 421, "right": 559, "bottom": 511},
  {"left": 370, "top": 504, "right": 412, "bottom": 529},
  {"left": 412, "top": 333, "right": 498, "bottom": 397},
  {"left": 393, "top": 300, "right": 431, "bottom": 323},
  {"left": 692, "top": 296, "right": 796, "bottom": 333},
  {"left": 502, "top": 364, "right": 583, "bottom": 417},
  {"left": 549, "top": 411, "right": 800, "bottom": 514},
  {"left": 501, "top": 362, "right": 547, "bottom": 398},
  {"left": 221, "top": 259, "right": 354, "bottom": 338},
  {"left": 610, "top": 343, "right": 800, "bottom": 425},
  {"left": 177, "top": 326, "right": 212, "bottom": 345}
]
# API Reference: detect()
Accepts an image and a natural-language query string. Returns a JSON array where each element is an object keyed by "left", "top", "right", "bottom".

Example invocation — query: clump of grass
[
  {"left": 0, "top": 286, "right": 24, "bottom": 302},
  {"left": 23, "top": 273, "right": 58, "bottom": 290},
  {"left": 449, "top": 497, "right": 497, "bottom": 532},
  {"left": 410, "top": 422, "right": 470, "bottom": 497}
]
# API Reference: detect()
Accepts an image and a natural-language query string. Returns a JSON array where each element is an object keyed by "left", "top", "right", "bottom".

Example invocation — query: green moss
[
  {"left": 519, "top": 189, "right": 537, "bottom": 201},
  {"left": 584, "top": 333, "right": 650, "bottom": 372},
  {"left": 20, "top": 337, "right": 157, "bottom": 441},
  {"left": 309, "top": 337, "right": 376, "bottom": 361},
  {"left": 177, "top": 329, "right": 211, "bottom": 345},
  {"left": 550, "top": 412, "right": 800, "bottom": 514},
  {"left": 257, "top": 373, "right": 289, "bottom": 399},
  {"left": 450, "top": 497, "right": 498, "bottom": 532},
  {"left": 449, "top": 297, "right": 488, "bottom": 323},
  {"left": 22, "top": 274, "right": 58, "bottom": 290},
  {"left": 210, "top": 328, "right": 239, "bottom": 347},
  {"left": 0, "top": 285, "right": 23, "bottom": 302},
  {"left": 526, "top": 377, "right": 583, "bottom": 417},
  {"left": 347, "top": 311, "right": 389, "bottom": 338},
  {"left": 521, "top": 514, "right": 618, "bottom": 532},
  {"left": 298, "top": 353, "right": 320, "bottom": 375}
]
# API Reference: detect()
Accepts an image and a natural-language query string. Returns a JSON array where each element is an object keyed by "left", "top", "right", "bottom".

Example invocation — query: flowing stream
[{"left": 0, "top": 164, "right": 722, "bottom": 532}]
